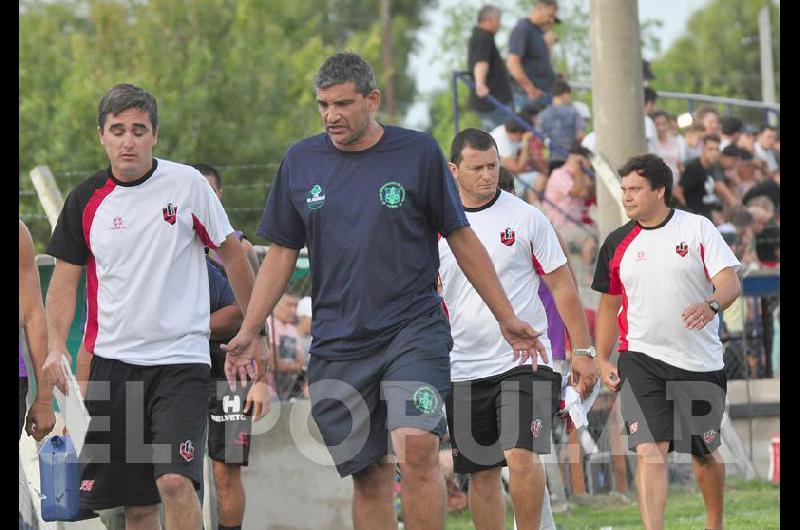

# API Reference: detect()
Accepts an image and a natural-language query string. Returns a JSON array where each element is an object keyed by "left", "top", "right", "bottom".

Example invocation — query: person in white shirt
[
  {"left": 593, "top": 153, "right": 741, "bottom": 530},
  {"left": 441, "top": 128, "right": 597, "bottom": 530}
]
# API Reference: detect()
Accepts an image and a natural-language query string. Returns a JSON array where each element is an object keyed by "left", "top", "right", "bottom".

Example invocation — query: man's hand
[
  {"left": 681, "top": 302, "right": 715, "bottom": 330},
  {"left": 43, "top": 351, "right": 69, "bottom": 395},
  {"left": 476, "top": 83, "right": 490, "bottom": 98},
  {"left": 24, "top": 400, "right": 56, "bottom": 441},
  {"left": 570, "top": 356, "right": 598, "bottom": 399},
  {"left": 245, "top": 380, "right": 273, "bottom": 421},
  {"left": 222, "top": 330, "right": 266, "bottom": 391},
  {"left": 525, "top": 85, "right": 543, "bottom": 100},
  {"left": 598, "top": 358, "right": 620, "bottom": 392},
  {"left": 499, "top": 317, "right": 549, "bottom": 370}
]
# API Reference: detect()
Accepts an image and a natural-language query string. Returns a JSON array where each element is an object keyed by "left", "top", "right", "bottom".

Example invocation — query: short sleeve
[
  {"left": 471, "top": 31, "right": 493, "bottom": 63},
  {"left": 207, "top": 259, "right": 236, "bottom": 312},
  {"left": 257, "top": 154, "right": 307, "bottom": 249},
  {"left": 508, "top": 21, "right": 527, "bottom": 56},
  {"left": 700, "top": 217, "right": 741, "bottom": 279},
  {"left": 46, "top": 185, "right": 92, "bottom": 265},
  {"left": 680, "top": 164, "right": 702, "bottom": 193},
  {"left": 190, "top": 172, "right": 234, "bottom": 249},
  {"left": 423, "top": 139, "right": 469, "bottom": 237},
  {"left": 592, "top": 236, "right": 618, "bottom": 294},
  {"left": 529, "top": 207, "right": 567, "bottom": 275},
  {"left": 575, "top": 111, "right": 586, "bottom": 133}
]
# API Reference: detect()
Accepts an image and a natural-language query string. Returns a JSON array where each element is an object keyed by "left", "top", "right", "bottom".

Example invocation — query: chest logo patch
[
  {"left": 380, "top": 181, "right": 406, "bottom": 208},
  {"left": 162, "top": 203, "right": 178, "bottom": 225},
  {"left": 307, "top": 184, "right": 326, "bottom": 210},
  {"left": 500, "top": 228, "right": 516, "bottom": 246},
  {"left": 676, "top": 242, "right": 689, "bottom": 257}
]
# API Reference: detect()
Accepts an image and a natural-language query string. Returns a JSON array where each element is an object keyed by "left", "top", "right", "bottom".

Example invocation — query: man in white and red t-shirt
[
  {"left": 440, "top": 128, "right": 597, "bottom": 530},
  {"left": 593, "top": 153, "right": 741, "bottom": 530},
  {"left": 42, "top": 83, "right": 265, "bottom": 529}
]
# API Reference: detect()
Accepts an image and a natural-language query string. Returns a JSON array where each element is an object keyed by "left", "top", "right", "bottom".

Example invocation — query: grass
[{"left": 443, "top": 479, "right": 780, "bottom": 529}]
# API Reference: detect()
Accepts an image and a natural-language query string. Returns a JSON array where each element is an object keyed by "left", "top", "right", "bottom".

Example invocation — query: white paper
[
  {"left": 52, "top": 356, "right": 91, "bottom": 455},
  {"left": 560, "top": 374, "right": 602, "bottom": 430}
]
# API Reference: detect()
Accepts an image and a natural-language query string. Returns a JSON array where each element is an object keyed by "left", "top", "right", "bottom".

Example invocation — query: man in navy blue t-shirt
[{"left": 223, "top": 53, "right": 546, "bottom": 529}]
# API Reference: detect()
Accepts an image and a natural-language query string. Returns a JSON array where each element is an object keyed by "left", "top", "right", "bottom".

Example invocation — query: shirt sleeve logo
[
  {"left": 306, "top": 184, "right": 327, "bottom": 209},
  {"left": 379, "top": 181, "right": 406, "bottom": 208},
  {"left": 162, "top": 203, "right": 178, "bottom": 225},
  {"left": 676, "top": 241, "right": 689, "bottom": 257},
  {"left": 500, "top": 227, "right": 516, "bottom": 246}
]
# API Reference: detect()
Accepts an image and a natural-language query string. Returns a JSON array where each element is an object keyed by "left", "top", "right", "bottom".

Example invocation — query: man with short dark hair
[
  {"left": 754, "top": 124, "right": 779, "bottom": 173},
  {"left": 223, "top": 53, "right": 546, "bottom": 530},
  {"left": 469, "top": 5, "right": 514, "bottom": 130},
  {"left": 536, "top": 79, "right": 585, "bottom": 173},
  {"left": 677, "top": 134, "right": 738, "bottom": 216},
  {"left": 42, "top": 83, "right": 264, "bottom": 530},
  {"left": 719, "top": 116, "right": 743, "bottom": 150},
  {"left": 695, "top": 106, "right": 722, "bottom": 137},
  {"left": 593, "top": 153, "right": 741, "bottom": 530},
  {"left": 506, "top": 0, "right": 559, "bottom": 110},
  {"left": 442, "top": 128, "right": 596, "bottom": 530}
]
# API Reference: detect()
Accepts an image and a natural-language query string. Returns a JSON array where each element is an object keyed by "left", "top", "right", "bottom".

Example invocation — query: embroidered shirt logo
[
  {"left": 111, "top": 216, "right": 126, "bottom": 231},
  {"left": 306, "top": 184, "right": 326, "bottom": 209},
  {"left": 635, "top": 251, "right": 647, "bottom": 262},
  {"left": 500, "top": 228, "right": 516, "bottom": 246},
  {"left": 380, "top": 181, "right": 406, "bottom": 208},
  {"left": 162, "top": 203, "right": 178, "bottom": 225},
  {"left": 676, "top": 242, "right": 689, "bottom": 257}
]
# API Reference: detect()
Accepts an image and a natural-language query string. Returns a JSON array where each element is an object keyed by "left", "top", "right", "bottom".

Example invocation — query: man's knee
[
  {"left": 693, "top": 450, "right": 722, "bottom": 468},
  {"left": 353, "top": 461, "right": 395, "bottom": 497},
  {"left": 636, "top": 442, "right": 669, "bottom": 464},
  {"left": 504, "top": 447, "right": 541, "bottom": 476},
  {"left": 125, "top": 504, "right": 159, "bottom": 523},
  {"left": 156, "top": 473, "right": 195, "bottom": 500},
  {"left": 213, "top": 462, "right": 242, "bottom": 491},
  {"left": 469, "top": 467, "right": 502, "bottom": 494}
]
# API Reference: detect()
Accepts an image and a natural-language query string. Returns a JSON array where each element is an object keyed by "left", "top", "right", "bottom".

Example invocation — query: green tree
[{"left": 19, "top": 0, "right": 432, "bottom": 251}]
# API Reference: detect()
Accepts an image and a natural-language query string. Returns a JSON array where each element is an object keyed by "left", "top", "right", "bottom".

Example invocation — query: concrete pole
[
  {"left": 759, "top": 5, "right": 777, "bottom": 126},
  {"left": 29, "top": 165, "right": 64, "bottom": 233},
  {"left": 589, "top": 0, "right": 646, "bottom": 241}
]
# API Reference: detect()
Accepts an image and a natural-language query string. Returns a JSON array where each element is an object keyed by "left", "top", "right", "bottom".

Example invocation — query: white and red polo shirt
[
  {"left": 592, "top": 209, "right": 740, "bottom": 372},
  {"left": 439, "top": 190, "right": 567, "bottom": 382},
  {"left": 47, "top": 158, "right": 234, "bottom": 366}
]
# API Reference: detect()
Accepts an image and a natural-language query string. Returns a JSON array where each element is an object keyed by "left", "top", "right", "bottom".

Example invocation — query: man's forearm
[
  {"left": 210, "top": 305, "right": 244, "bottom": 341},
  {"left": 241, "top": 245, "right": 299, "bottom": 336},
  {"left": 474, "top": 62, "right": 489, "bottom": 88},
  {"left": 24, "top": 310, "right": 52, "bottom": 400},
  {"left": 220, "top": 239, "right": 257, "bottom": 316},
  {"left": 546, "top": 267, "right": 591, "bottom": 349},
  {"left": 506, "top": 55, "right": 535, "bottom": 92},
  {"left": 447, "top": 227, "right": 515, "bottom": 322},
  {"left": 45, "top": 273, "right": 79, "bottom": 356},
  {"left": 595, "top": 296, "right": 621, "bottom": 362},
  {"left": 711, "top": 268, "right": 742, "bottom": 310}
]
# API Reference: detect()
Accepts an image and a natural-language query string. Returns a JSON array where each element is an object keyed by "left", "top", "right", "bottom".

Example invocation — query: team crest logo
[
  {"left": 235, "top": 433, "right": 250, "bottom": 447},
  {"left": 531, "top": 418, "right": 543, "bottom": 438},
  {"left": 703, "top": 429, "right": 718, "bottom": 444},
  {"left": 79, "top": 480, "right": 95, "bottom": 492},
  {"left": 500, "top": 227, "right": 516, "bottom": 246},
  {"left": 452, "top": 448, "right": 460, "bottom": 457},
  {"left": 306, "top": 184, "right": 326, "bottom": 210},
  {"left": 162, "top": 203, "right": 178, "bottom": 225},
  {"left": 412, "top": 385, "right": 439, "bottom": 415},
  {"left": 676, "top": 242, "right": 689, "bottom": 257},
  {"left": 629, "top": 421, "right": 639, "bottom": 435},
  {"left": 179, "top": 440, "right": 195, "bottom": 462},
  {"left": 380, "top": 181, "right": 406, "bottom": 208}
]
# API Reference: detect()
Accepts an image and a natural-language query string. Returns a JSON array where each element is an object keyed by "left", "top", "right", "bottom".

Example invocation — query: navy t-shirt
[
  {"left": 508, "top": 18, "right": 555, "bottom": 94},
  {"left": 258, "top": 125, "right": 469, "bottom": 360},
  {"left": 208, "top": 258, "right": 236, "bottom": 362}
]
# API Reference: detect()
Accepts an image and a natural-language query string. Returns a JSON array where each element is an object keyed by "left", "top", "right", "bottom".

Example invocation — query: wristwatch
[
  {"left": 573, "top": 345, "right": 596, "bottom": 358},
  {"left": 705, "top": 300, "right": 721, "bottom": 314}
]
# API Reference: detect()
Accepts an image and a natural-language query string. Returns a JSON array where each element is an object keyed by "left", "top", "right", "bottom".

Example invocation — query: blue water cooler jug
[{"left": 39, "top": 435, "right": 96, "bottom": 522}]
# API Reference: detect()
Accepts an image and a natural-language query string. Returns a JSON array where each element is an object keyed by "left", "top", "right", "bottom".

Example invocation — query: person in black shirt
[
  {"left": 677, "top": 134, "right": 738, "bottom": 219},
  {"left": 468, "top": 5, "right": 513, "bottom": 130}
]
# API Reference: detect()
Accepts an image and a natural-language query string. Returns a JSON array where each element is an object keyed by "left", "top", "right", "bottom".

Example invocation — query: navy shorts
[
  {"left": 79, "top": 356, "right": 209, "bottom": 510},
  {"left": 446, "top": 365, "right": 561, "bottom": 474},
  {"left": 618, "top": 350, "right": 727, "bottom": 457},
  {"left": 307, "top": 308, "right": 453, "bottom": 477}
]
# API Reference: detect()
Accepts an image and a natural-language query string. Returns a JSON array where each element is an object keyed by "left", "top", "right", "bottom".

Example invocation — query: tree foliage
[{"left": 19, "top": 0, "right": 432, "bottom": 250}]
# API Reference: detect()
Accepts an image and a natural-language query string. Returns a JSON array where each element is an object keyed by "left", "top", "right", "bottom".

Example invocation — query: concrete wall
[{"left": 727, "top": 378, "right": 780, "bottom": 480}]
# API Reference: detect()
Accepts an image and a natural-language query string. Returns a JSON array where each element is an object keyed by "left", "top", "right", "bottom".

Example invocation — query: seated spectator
[
  {"left": 491, "top": 114, "right": 543, "bottom": 202},
  {"left": 541, "top": 144, "right": 597, "bottom": 266},
  {"left": 695, "top": 105, "right": 722, "bottom": 136},
  {"left": 754, "top": 124, "right": 779, "bottom": 173},
  {"left": 267, "top": 292, "right": 305, "bottom": 400},
  {"left": 719, "top": 144, "right": 743, "bottom": 201},
  {"left": 743, "top": 168, "right": 779, "bottom": 209},
  {"left": 651, "top": 110, "right": 685, "bottom": 184},
  {"left": 736, "top": 124, "right": 758, "bottom": 157},
  {"left": 676, "top": 134, "right": 738, "bottom": 217},
  {"left": 683, "top": 122, "right": 705, "bottom": 163},
  {"left": 536, "top": 79, "right": 586, "bottom": 172},
  {"left": 720, "top": 115, "right": 743, "bottom": 150},
  {"left": 734, "top": 150, "right": 762, "bottom": 196}
]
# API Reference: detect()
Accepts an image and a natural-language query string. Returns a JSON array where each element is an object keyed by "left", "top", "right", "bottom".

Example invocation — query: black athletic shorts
[
  {"left": 79, "top": 356, "right": 209, "bottom": 510},
  {"left": 445, "top": 365, "right": 562, "bottom": 474},
  {"left": 208, "top": 351, "right": 252, "bottom": 466},
  {"left": 19, "top": 377, "right": 28, "bottom": 439},
  {"left": 307, "top": 308, "right": 453, "bottom": 478},
  {"left": 618, "top": 350, "right": 727, "bottom": 457}
]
